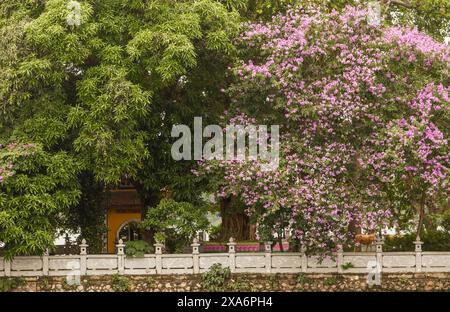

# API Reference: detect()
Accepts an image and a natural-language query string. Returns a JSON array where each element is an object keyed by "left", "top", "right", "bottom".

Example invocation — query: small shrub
[
  {"left": 268, "top": 274, "right": 279, "bottom": 288},
  {"left": 341, "top": 262, "right": 354, "bottom": 271},
  {"left": 0, "top": 277, "right": 24, "bottom": 292},
  {"left": 228, "top": 279, "right": 256, "bottom": 291},
  {"left": 296, "top": 273, "right": 312, "bottom": 285},
  {"left": 442, "top": 210, "right": 450, "bottom": 232},
  {"left": 323, "top": 276, "right": 341, "bottom": 286},
  {"left": 38, "top": 276, "right": 51, "bottom": 290},
  {"left": 208, "top": 225, "right": 222, "bottom": 242},
  {"left": 111, "top": 274, "right": 131, "bottom": 292},
  {"left": 384, "top": 231, "right": 450, "bottom": 251},
  {"left": 201, "top": 264, "right": 231, "bottom": 291},
  {"left": 125, "top": 240, "right": 152, "bottom": 258}
]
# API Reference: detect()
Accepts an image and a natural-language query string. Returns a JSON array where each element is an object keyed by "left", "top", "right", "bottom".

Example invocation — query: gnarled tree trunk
[{"left": 218, "top": 196, "right": 254, "bottom": 241}]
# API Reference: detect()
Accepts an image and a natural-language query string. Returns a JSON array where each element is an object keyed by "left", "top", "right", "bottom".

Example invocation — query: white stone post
[
  {"left": 79, "top": 239, "right": 88, "bottom": 276},
  {"left": 375, "top": 235, "right": 383, "bottom": 274},
  {"left": 337, "top": 245, "right": 344, "bottom": 274},
  {"left": 154, "top": 243, "right": 164, "bottom": 274},
  {"left": 227, "top": 237, "right": 236, "bottom": 273},
  {"left": 191, "top": 237, "right": 200, "bottom": 274},
  {"left": 4, "top": 258, "right": 11, "bottom": 277},
  {"left": 366, "top": 236, "right": 384, "bottom": 287},
  {"left": 300, "top": 245, "right": 307, "bottom": 273},
  {"left": 264, "top": 242, "right": 272, "bottom": 273},
  {"left": 414, "top": 240, "right": 423, "bottom": 273},
  {"left": 42, "top": 249, "right": 49, "bottom": 276},
  {"left": 116, "top": 239, "right": 125, "bottom": 275}
]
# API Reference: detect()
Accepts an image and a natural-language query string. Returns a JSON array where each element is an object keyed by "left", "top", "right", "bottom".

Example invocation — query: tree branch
[{"left": 383, "top": 0, "right": 414, "bottom": 9}]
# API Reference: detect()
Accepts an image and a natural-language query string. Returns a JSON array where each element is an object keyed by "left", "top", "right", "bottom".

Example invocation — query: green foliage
[
  {"left": 219, "top": 0, "right": 248, "bottom": 12},
  {"left": 145, "top": 276, "right": 156, "bottom": 288},
  {"left": 0, "top": 0, "right": 241, "bottom": 254},
  {"left": 0, "top": 0, "right": 240, "bottom": 182},
  {"left": 245, "top": 0, "right": 359, "bottom": 20},
  {"left": 153, "top": 232, "right": 166, "bottom": 245},
  {"left": 418, "top": 231, "right": 450, "bottom": 251},
  {"left": 0, "top": 142, "right": 80, "bottom": 259},
  {"left": 0, "top": 0, "right": 240, "bottom": 185},
  {"left": 111, "top": 274, "right": 131, "bottom": 292},
  {"left": 323, "top": 275, "right": 341, "bottom": 286},
  {"left": 296, "top": 273, "right": 312, "bottom": 285},
  {"left": 268, "top": 274, "right": 279, "bottom": 288},
  {"left": 442, "top": 210, "right": 450, "bottom": 233},
  {"left": 341, "top": 262, "right": 354, "bottom": 271},
  {"left": 0, "top": 277, "right": 24, "bottom": 292},
  {"left": 124, "top": 240, "right": 152, "bottom": 258},
  {"left": 384, "top": 231, "right": 450, "bottom": 252},
  {"left": 228, "top": 278, "right": 257, "bottom": 291},
  {"left": 38, "top": 276, "right": 51, "bottom": 291},
  {"left": 65, "top": 172, "right": 106, "bottom": 254},
  {"left": 201, "top": 263, "right": 231, "bottom": 291},
  {"left": 386, "top": 0, "right": 450, "bottom": 41},
  {"left": 207, "top": 224, "right": 223, "bottom": 242},
  {"left": 141, "top": 199, "right": 210, "bottom": 252}
]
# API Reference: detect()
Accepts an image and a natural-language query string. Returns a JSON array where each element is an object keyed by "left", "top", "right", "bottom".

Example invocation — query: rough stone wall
[{"left": 6, "top": 273, "right": 450, "bottom": 292}]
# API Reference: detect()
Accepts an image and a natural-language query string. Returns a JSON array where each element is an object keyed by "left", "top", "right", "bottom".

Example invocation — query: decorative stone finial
[
  {"left": 116, "top": 239, "right": 125, "bottom": 255},
  {"left": 227, "top": 237, "right": 236, "bottom": 253},
  {"left": 414, "top": 240, "right": 423, "bottom": 252},
  {"left": 79, "top": 239, "right": 88, "bottom": 255}
]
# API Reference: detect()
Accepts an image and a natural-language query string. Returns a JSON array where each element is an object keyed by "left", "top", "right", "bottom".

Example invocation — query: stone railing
[{"left": 1, "top": 238, "right": 449, "bottom": 277}]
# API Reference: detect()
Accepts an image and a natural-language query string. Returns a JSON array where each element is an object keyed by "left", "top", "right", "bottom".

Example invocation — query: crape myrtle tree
[
  {"left": 0, "top": 0, "right": 241, "bottom": 256},
  {"left": 197, "top": 4, "right": 449, "bottom": 254},
  {"left": 202, "top": 0, "right": 450, "bottom": 243}
]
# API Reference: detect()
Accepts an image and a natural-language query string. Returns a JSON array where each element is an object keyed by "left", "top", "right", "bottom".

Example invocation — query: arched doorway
[
  {"left": 106, "top": 208, "right": 142, "bottom": 253},
  {"left": 117, "top": 220, "right": 142, "bottom": 243},
  {"left": 105, "top": 186, "right": 143, "bottom": 253}
]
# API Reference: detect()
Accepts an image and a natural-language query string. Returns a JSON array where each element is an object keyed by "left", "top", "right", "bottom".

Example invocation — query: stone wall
[{"left": 5, "top": 273, "right": 450, "bottom": 292}]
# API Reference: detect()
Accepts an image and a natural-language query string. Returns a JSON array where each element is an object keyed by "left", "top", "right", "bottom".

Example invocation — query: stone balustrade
[{"left": 1, "top": 238, "right": 449, "bottom": 277}]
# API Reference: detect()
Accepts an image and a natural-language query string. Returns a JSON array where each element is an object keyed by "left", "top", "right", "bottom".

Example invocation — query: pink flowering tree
[
  {"left": 198, "top": 4, "right": 449, "bottom": 253},
  {"left": 360, "top": 84, "right": 449, "bottom": 240}
]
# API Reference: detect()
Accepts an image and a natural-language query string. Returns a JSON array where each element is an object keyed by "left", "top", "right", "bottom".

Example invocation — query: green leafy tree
[
  {"left": 0, "top": 142, "right": 80, "bottom": 259},
  {"left": 0, "top": 0, "right": 241, "bottom": 253},
  {"left": 64, "top": 171, "right": 107, "bottom": 253},
  {"left": 140, "top": 198, "right": 210, "bottom": 252},
  {"left": 1, "top": 0, "right": 240, "bottom": 184}
]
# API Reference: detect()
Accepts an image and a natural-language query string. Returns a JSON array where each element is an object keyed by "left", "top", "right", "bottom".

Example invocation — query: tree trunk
[
  {"left": 218, "top": 196, "right": 253, "bottom": 241},
  {"left": 416, "top": 191, "right": 426, "bottom": 241},
  {"left": 136, "top": 187, "right": 160, "bottom": 245}
]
